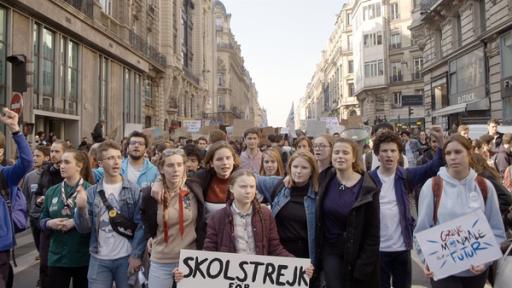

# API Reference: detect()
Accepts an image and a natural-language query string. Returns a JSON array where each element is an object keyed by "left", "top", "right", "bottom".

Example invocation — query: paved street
[{"left": 12, "top": 229, "right": 432, "bottom": 288}]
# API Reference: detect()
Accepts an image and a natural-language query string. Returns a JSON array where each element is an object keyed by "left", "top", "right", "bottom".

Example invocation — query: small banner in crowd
[
  {"left": 415, "top": 210, "right": 502, "bottom": 280},
  {"left": 178, "top": 250, "right": 310, "bottom": 288}
]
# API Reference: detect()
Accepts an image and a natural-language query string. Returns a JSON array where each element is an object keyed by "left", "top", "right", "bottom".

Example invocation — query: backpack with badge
[
  {"left": 0, "top": 171, "right": 29, "bottom": 233},
  {"left": 97, "top": 188, "right": 136, "bottom": 239},
  {"left": 431, "top": 175, "right": 488, "bottom": 224}
]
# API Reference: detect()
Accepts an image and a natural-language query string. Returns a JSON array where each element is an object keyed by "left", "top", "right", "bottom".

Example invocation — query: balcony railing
[
  {"left": 390, "top": 43, "right": 402, "bottom": 49},
  {"left": 129, "top": 31, "right": 167, "bottom": 67},
  {"left": 390, "top": 73, "right": 403, "bottom": 83},
  {"left": 63, "top": 0, "right": 93, "bottom": 18}
]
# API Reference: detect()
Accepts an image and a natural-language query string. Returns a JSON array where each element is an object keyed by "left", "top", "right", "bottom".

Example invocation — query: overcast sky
[{"left": 219, "top": 0, "right": 347, "bottom": 127}]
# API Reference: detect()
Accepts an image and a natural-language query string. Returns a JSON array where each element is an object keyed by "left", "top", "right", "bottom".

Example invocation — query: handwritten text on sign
[
  {"left": 415, "top": 210, "right": 502, "bottom": 280},
  {"left": 178, "top": 249, "right": 310, "bottom": 288}
]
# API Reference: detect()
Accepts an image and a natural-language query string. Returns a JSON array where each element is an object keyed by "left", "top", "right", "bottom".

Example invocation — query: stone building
[
  {"left": 1, "top": 0, "right": 166, "bottom": 147},
  {"left": 209, "top": 0, "right": 262, "bottom": 127},
  {"left": 160, "top": 0, "right": 216, "bottom": 130},
  {"left": 410, "top": 0, "right": 512, "bottom": 129},
  {"left": 297, "top": 3, "right": 359, "bottom": 127},
  {"left": 352, "top": 0, "right": 425, "bottom": 127}
]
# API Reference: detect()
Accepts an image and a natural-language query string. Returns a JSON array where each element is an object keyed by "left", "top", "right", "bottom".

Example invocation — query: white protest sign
[
  {"left": 182, "top": 120, "right": 202, "bottom": 133},
  {"left": 124, "top": 123, "right": 143, "bottom": 137},
  {"left": 178, "top": 250, "right": 310, "bottom": 288},
  {"left": 415, "top": 210, "right": 503, "bottom": 280},
  {"left": 305, "top": 120, "right": 326, "bottom": 137}
]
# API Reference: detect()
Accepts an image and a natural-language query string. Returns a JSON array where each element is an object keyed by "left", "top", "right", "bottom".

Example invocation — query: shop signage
[{"left": 401, "top": 95, "right": 423, "bottom": 106}]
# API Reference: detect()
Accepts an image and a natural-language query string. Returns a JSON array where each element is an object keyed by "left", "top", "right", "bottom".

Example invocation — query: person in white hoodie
[{"left": 414, "top": 134, "right": 506, "bottom": 288}]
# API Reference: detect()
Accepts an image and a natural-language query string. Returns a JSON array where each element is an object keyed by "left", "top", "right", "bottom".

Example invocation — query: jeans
[
  {"left": 39, "top": 230, "right": 51, "bottom": 288},
  {"left": 148, "top": 261, "right": 178, "bottom": 288},
  {"left": 430, "top": 270, "right": 488, "bottom": 288},
  {"left": 0, "top": 251, "right": 9, "bottom": 288},
  {"left": 88, "top": 255, "right": 130, "bottom": 288},
  {"left": 380, "top": 250, "right": 411, "bottom": 288}
]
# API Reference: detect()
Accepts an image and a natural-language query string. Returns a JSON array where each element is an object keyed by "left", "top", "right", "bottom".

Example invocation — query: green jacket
[{"left": 40, "top": 181, "right": 91, "bottom": 267}]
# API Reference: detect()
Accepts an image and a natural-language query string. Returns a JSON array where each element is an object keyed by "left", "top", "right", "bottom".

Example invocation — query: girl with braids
[
  {"left": 174, "top": 169, "right": 314, "bottom": 282},
  {"left": 140, "top": 148, "right": 205, "bottom": 288},
  {"left": 39, "top": 150, "right": 94, "bottom": 288}
]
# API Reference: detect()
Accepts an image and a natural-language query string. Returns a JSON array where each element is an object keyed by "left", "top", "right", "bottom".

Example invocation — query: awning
[{"left": 432, "top": 98, "right": 490, "bottom": 117}]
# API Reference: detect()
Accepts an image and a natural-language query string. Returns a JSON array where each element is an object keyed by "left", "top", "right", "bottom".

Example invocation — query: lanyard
[{"left": 60, "top": 178, "right": 83, "bottom": 215}]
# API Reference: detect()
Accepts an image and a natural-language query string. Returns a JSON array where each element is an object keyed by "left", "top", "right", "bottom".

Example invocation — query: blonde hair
[{"left": 259, "top": 148, "right": 285, "bottom": 176}]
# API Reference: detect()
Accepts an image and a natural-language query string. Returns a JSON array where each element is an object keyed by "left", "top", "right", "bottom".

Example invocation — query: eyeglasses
[
  {"left": 103, "top": 155, "right": 123, "bottom": 162},
  {"left": 129, "top": 140, "right": 146, "bottom": 146},
  {"left": 313, "top": 144, "right": 330, "bottom": 150}
]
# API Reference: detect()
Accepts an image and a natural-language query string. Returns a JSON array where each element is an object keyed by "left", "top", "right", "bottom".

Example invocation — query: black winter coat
[
  {"left": 316, "top": 167, "right": 380, "bottom": 288},
  {"left": 35, "top": 164, "right": 63, "bottom": 197},
  {"left": 139, "top": 178, "right": 206, "bottom": 250}
]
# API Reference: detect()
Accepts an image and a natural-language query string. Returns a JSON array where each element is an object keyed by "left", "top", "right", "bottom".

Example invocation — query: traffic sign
[{"left": 10, "top": 92, "right": 24, "bottom": 115}]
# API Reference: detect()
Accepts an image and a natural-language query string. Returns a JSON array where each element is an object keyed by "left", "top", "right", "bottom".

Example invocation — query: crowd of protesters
[{"left": 1, "top": 111, "right": 512, "bottom": 288}]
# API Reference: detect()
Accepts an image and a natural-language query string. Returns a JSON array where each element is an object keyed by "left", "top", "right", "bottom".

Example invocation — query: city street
[{"left": 12, "top": 230, "right": 432, "bottom": 287}]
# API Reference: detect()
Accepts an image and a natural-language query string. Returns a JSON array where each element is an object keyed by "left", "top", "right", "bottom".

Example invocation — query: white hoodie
[{"left": 414, "top": 167, "right": 506, "bottom": 277}]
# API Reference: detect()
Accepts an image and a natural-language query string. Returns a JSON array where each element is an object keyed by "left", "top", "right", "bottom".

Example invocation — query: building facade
[
  {"left": 1, "top": 0, "right": 166, "bottom": 148},
  {"left": 209, "top": 0, "right": 262, "bottom": 127},
  {"left": 353, "top": 0, "right": 424, "bottom": 127},
  {"left": 411, "top": 0, "right": 512, "bottom": 129},
  {"left": 0, "top": 0, "right": 263, "bottom": 152}
]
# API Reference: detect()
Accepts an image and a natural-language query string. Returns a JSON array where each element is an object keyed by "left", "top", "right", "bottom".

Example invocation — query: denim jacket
[
  {"left": 369, "top": 148, "right": 444, "bottom": 250},
  {"left": 74, "top": 177, "right": 145, "bottom": 259},
  {"left": 256, "top": 176, "right": 317, "bottom": 265}
]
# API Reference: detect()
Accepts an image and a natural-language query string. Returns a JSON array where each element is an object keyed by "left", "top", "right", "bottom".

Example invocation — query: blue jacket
[
  {"left": 369, "top": 148, "right": 444, "bottom": 250},
  {"left": 0, "top": 133, "right": 34, "bottom": 251},
  {"left": 256, "top": 176, "right": 317, "bottom": 265},
  {"left": 121, "top": 158, "right": 159, "bottom": 188},
  {"left": 74, "top": 177, "right": 146, "bottom": 259}
]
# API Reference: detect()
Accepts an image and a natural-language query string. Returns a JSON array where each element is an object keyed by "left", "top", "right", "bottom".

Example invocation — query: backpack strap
[
  {"left": 475, "top": 176, "right": 488, "bottom": 205},
  {"left": 365, "top": 151, "right": 373, "bottom": 171},
  {"left": 432, "top": 176, "right": 443, "bottom": 224}
]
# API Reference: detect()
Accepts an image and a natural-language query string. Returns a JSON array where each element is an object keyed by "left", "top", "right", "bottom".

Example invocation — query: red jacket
[{"left": 203, "top": 201, "right": 292, "bottom": 257}]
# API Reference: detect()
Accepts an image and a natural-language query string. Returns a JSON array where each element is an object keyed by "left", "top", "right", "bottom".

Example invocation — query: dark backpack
[
  {"left": 431, "top": 175, "right": 488, "bottom": 224},
  {"left": 0, "top": 171, "right": 29, "bottom": 233}
]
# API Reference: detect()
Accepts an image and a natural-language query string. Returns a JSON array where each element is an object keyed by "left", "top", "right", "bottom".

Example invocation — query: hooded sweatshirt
[{"left": 414, "top": 167, "right": 506, "bottom": 277}]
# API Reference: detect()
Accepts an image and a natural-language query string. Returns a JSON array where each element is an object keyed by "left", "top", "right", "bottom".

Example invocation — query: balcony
[
  {"left": 390, "top": 43, "right": 402, "bottom": 50},
  {"left": 63, "top": 0, "right": 93, "bottom": 18},
  {"left": 129, "top": 31, "right": 167, "bottom": 67},
  {"left": 390, "top": 73, "right": 403, "bottom": 83}
]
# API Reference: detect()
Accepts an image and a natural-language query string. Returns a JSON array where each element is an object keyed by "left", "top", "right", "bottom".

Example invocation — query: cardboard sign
[
  {"left": 183, "top": 120, "right": 202, "bottom": 133},
  {"left": 200, "top": 126, "right": 220, "bottom": 135},
  {"left": 279, "top": 127, "right": 289, "bottom": 135},
  {"left": 415, "top": 210, "right": 503, "bottom": 280},
  {"left": 305, "top": 120, "right": 326, "bottom": 137},
  {"left": 261, "top": 127, "right": 275, "bottom": 137},
  {"left": 233, "top": 119, "right": 254, "bottom": 138},
  {"left": 178, "top": 250, "right": 310, "bottom": 288}
]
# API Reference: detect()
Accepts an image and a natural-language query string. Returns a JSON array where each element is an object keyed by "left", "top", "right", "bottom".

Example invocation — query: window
[
  {"left": 99, "top": 56, "right": 108, "bottom": 121},
  {"left": 363, "top": 32, "right": 383, "bottom": 47},
  {"left": 0, "top": 7, "right": 7, "bottom": 106},
  {"left": 348, "top": 60, "right": 353, "bottom": 73},
  {"left": 42, "top": 28, "right": 55, "bottom": 107},
  {"left": 217, "top": 72, "right": 225, "bottom": 87},
  {"left": 390, "top": 3, "right": 399, "bottom": 20},
  {"left": 99, "top": 0, "right": 112, "bottom": 15},
  {"left": 363, "top": 3, "right": 381, "bottom": 20},
  {"left": 348, "top": 83, "right": 354, "bottom": 97},
  {"left": 413, "top": 58, "right": 423, "bottom": 80},
  {"left": 393, "top": 92, "right": 402, "bottom": 106},
  {"left": 124, "top": 68, "right": 131, "bottom": 123},
  {"left": 347, "top": 35, "right": 352, "bottom": 51},
  {"left": 455, "top": 13, "right": 462, "bottom": 48},
  {"left": 390, "top": 32, "right": 401, "bottom": 49},
  {"left": 448, "top": 48, "right": 485, "bottom": 105},
  {"left": 364, "top": 60, "right": 384, "bottom": 78},
  {"left": 390, "top": 62, "right": 402, "bottom": 82},
  {"left": 33, "top": 24, "right": 40, "bottom": 97},
  {"left": 144, "top": 79, "right": 153, "bottom": 105},
  {"left": 478, "top": 0, "right": 486, "bottom": 34},
  {"left": 215, "top": 17, "right": 223, "bottom": 31},
  {"left": 59, "top": 37, "right": 79, "bottom": 114},
  {"left": 346, "top": 12, "right": 351, "bottom": 26},
  {"left": 181, "top": 2, "right": 191, "bottom": 68},
  {"left": 502, "top": 31, "right": 512, "bottom": 122},
  {"left": 135, "top": 74, "right": 142, "bottom": 123},
  {"left": 323, "top": 84, "right": 330, "bottom": 112},
  {"left": 449, "top": 61, "right": 457, "bottom": 96}
]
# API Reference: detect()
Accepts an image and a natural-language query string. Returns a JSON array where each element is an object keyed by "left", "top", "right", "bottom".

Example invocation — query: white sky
[{"left": 219, "top": 0, "right": 347, "bottom": 127}]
